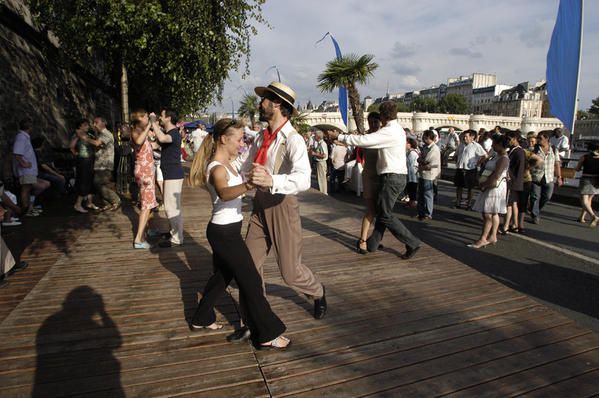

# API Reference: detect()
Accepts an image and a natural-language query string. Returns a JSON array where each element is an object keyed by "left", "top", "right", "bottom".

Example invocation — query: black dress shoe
[
  {"left": 314, "top": 285, "right": 327, "bottom": 320},
  {"left": 401, "top": 245, "right": 421, "bottom": 260},
  {"left": 226, "top": 327, "right": 251, "bottom": 343},
  {"left": 11, "top": 261, "right": 28, "bottom": 273}
]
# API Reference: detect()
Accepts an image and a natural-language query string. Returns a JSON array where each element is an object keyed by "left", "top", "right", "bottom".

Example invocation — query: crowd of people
[
  {"left": 309, "top": 108, "right": 597, "bottom": 250},
  {"left": 1, "top": 79, "right": 598, "bottom": 352}
]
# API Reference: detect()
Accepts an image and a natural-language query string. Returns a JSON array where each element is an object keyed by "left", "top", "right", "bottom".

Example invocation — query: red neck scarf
[{"left": 254, "top": 119, "right": 288, "bottom": 165}]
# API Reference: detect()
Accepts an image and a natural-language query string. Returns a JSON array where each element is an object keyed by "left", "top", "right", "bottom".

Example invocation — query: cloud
[
  {"left": 449, "top": 47, "right": 483, "bottom": 58},
  {"left": 519, "top": 21, "right": 553, "bottom": 48},
  {"left": 390, "top": 41, "right": 417, "bottom": 58},
  {"left": 392, "top": 61, "right": 421, "bottom": 76}
]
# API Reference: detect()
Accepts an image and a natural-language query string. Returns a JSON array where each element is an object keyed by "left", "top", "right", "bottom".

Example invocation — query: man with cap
[{"left": 228, "top": 81, "right": 327, "bottom": 343}]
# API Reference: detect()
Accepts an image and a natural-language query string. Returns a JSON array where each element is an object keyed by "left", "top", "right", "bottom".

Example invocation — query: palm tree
[
  {"left": 317, "top": 54, "right": 378, "bottom": 134},
  {"left": 290, "top": 111, "right": 311, "bottom": 139},
  {"left": 238, "top": 94, "right": 259, "bottom": 123}
]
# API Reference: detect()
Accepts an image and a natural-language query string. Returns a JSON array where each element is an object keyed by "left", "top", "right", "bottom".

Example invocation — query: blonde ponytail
[{"left": 189, "top": 134, "right": 215, "bottom": 188}]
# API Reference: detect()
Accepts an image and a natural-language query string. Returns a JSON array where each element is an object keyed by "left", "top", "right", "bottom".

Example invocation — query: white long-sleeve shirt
[
  {"left": 338, "top": 119, "right": 407, "bottom": 175},
  {"left": 236, "top": 120, "right": 311, "bottom": 195}
]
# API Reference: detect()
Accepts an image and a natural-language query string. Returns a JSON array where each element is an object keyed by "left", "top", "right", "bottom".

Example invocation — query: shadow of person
[{"left": 32, "top": 286, "right": 124, "bottom": 397}]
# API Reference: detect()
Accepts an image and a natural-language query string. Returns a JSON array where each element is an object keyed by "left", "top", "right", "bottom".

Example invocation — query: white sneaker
[{"left": 2, "top": 220, "right": 22, "bottom": 227}]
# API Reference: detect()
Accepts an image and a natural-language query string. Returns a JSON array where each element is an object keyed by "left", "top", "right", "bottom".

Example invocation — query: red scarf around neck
[{"left": 253, "top": 119, "right": 288, "bottom": 165}]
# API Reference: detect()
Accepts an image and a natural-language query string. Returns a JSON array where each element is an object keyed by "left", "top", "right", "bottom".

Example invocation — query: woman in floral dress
[{"left": 130, "top": 109, "right": 158, "bottom": 249}]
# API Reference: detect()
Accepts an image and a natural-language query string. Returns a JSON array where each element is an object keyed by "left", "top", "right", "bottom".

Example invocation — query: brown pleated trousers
[{"left": 244, "top": 190, "right": 323, "bottom": 299}]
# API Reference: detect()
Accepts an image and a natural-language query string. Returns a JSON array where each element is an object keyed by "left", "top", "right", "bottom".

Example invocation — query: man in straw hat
[{"left": 228, "top": 81, "right": 327, "bottom": 343}]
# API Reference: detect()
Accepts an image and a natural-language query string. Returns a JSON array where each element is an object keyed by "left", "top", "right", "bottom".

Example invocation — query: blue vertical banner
[
  {"left": 316, "top": 32, "right": 349, "bottom": 127},
  {"left": 546, "top": 0, "right": 583, "bottom": 132}
]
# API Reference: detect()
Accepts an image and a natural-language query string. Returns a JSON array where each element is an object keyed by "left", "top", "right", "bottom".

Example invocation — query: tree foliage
[
  {"left": 577, "top": 110, "right": 590, "bottom": 120},
  {"left": 317, "top": 54, "right": 378, "bottom": 134},
  {"left": 290, "top": 112, "right": 311, "bottom": 138},
  {"left": 27, "top": 0, "right": 267, "bottom": 115},
  {"left": 438, "top": 94, "right": 470, "bottom": 114},
  {"left": 238, "top": 94, "right": 259, "bottom": 123},
  {"left": 589, "top": 96, "right": 599, "bottom": 118},
  {"left": 411, "top": 97, "right": 438, "bottom": 112}
]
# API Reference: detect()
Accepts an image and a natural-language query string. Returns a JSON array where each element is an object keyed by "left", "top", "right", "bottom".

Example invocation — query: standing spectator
[
  {"left": 550, "top": 128, "right": 570, "bottom": 161},
  {"left": 309, "top": 130, "right": 328, "bottom": 195},
  {"left": 12, "top": 118, "right": 50, "bottom": 216},
  {"left": 502, "top": 130, "right": 526, "bottom": 233},
  {"left": 328, "top": 139, "right": 348, "bottom": 194},
  {"left": 454, "top": 130, "right": 488, "bottom": 209},
  {"left": 357, "top": 112, "right": 381, "bottom": 254},
  {"left": 417, "top": 130, "right": 441, "bottom": 221},
  {"left": 116, "top": 124, "right": 133, "bottom": 197},
  {"left": 191, "top": 124, "right": 208, "bottom": 153},
  {"left": 405, "top": 137, "right": 419, "bottom": 209},
  {"left": 469, "top": 135, "right": 510, "bottom": 248},
  {"left": 70, "top": 119, "right": 99, "bottom": 213},
  {"left": 517, "top": 133, "right": 542, "bottom": 233},
  {"left": 441, "top": 127, "right": 460, "bottom": 167},
  {"left": 575, "top": 141, "right": 599, "bottom": 227},
  {"left": 152, "top": 108, "right": 185, "bottom": 248},
  {"left": 529, "top": 130, "right": 563, "bottom": 224},
  {"left": 92, "top": 116, "right": 121, "bottom": 211},
  {"left": 328, "top": 101, "right": 422, "bottom": 259},
  {"left": 481, "top": 130, "right": 493, "bottom": 153},
  {"left": 131, "top": 109, "right": 158, "bottom": 249}
]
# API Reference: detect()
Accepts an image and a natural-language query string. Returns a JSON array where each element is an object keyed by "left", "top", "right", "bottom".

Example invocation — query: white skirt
[{"left": 472, "top": 180, "right": 507, "bottom": 214}]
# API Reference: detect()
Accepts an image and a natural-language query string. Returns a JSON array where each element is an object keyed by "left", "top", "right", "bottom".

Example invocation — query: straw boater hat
[{"left": 254, "top": 81, "right": 298, "bottom": 116}]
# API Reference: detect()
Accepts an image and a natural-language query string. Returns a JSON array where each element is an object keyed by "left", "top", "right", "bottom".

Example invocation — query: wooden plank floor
[{"left": 1, "top": 184, "right": 598, "bottom": 397}]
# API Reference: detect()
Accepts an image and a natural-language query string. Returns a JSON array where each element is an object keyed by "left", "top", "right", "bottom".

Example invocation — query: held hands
[{"left": 248, "top": 163, "right": 273, "bottom": 189}]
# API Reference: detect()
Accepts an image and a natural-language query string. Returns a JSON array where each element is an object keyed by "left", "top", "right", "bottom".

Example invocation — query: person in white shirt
[
  {"left": 405, "top": 137, "right": 420, "bottom": 208},
  {"left": 227, "top": 82, "right": 327, "bottom": 344},
  {"left": 327, "top": 101, "right": 421, "bottom": 260},
  {"left": 454, "top": 130, "right": 488, "bottom": 208},
  {"left": 309, "top": 130, "right": 328, "bottom": 194},
  {"left": 188, "top": 118, "right": 290, "bottom": 350},
  {"left": 442, "top": 127, "right": 460, "bottom": 167},
  {"left": 329, "top": 139, "right": 348, "bottom": 194},
  {"left": 417, "top": 130, "right": 441, "bottom": 220},
  {"left": 550, "top": 128, "right": 570, "bottom": 162},
  {"left": 191, "top": 125, "right": 208, "bottom": 153}
]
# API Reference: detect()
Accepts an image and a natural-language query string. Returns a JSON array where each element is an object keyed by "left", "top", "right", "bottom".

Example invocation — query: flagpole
[{"left": 570, "top": 0, "right": 584, "bottom": 147}]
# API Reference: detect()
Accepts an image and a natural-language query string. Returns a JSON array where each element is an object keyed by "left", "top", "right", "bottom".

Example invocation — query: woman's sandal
[
  {"left": 259, "top": 335, "right": 291, "bottom": 351},
  {"left": 189, "top": 322, "right": 223, "bottom": 332},
  {"left": 356, "top": 239, "right": 368, "bottom": 255}
]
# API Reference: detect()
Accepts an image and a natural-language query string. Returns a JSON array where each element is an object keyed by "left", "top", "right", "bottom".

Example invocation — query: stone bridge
[{"left": 305, "top": 111, "right": 565, "bottom": 134}]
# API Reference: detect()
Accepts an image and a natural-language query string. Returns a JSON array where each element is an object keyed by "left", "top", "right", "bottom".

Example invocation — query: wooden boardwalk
[{"left": 1, "top": 184, "right": 599, "bottom": 397}]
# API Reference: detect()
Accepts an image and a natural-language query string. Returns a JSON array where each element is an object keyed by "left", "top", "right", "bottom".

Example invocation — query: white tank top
[{"left": 206, "top": 161, "right": 244, "bottom": 225}]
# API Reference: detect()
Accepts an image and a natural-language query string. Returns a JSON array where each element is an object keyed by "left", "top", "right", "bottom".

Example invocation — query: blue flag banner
[
  {"left": 546, "top": 0, "right": 583, "bottom": 132},
  {"left": 316, "top": 32, "right": 349, "bottom": 127}
]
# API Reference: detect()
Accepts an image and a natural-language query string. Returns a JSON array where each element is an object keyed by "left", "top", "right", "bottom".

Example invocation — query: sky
[{"left": 210, "top": 0, "right": 599, "bottom": 114}]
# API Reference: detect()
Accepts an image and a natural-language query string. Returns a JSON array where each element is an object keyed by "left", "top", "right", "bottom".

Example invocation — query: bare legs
[
  {"left": 135, "top": 208, "right": 152, "bottom": 243},
  {"left": 503, "top": 202, "right": 519, "bottom": 232},
  {"left": 359, "top": 198, "right": 377, "bottom": 251},
  {"left": 580, "top": 194, "right": 598, "bottom": 227},
  {"left": 469, "top": 213, "right": 500, "bottom": 248}
]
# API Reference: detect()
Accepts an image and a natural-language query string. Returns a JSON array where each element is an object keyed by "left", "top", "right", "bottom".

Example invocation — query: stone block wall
[{"left": 0, "top": 2, "right": 119, "bottom": 156}]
